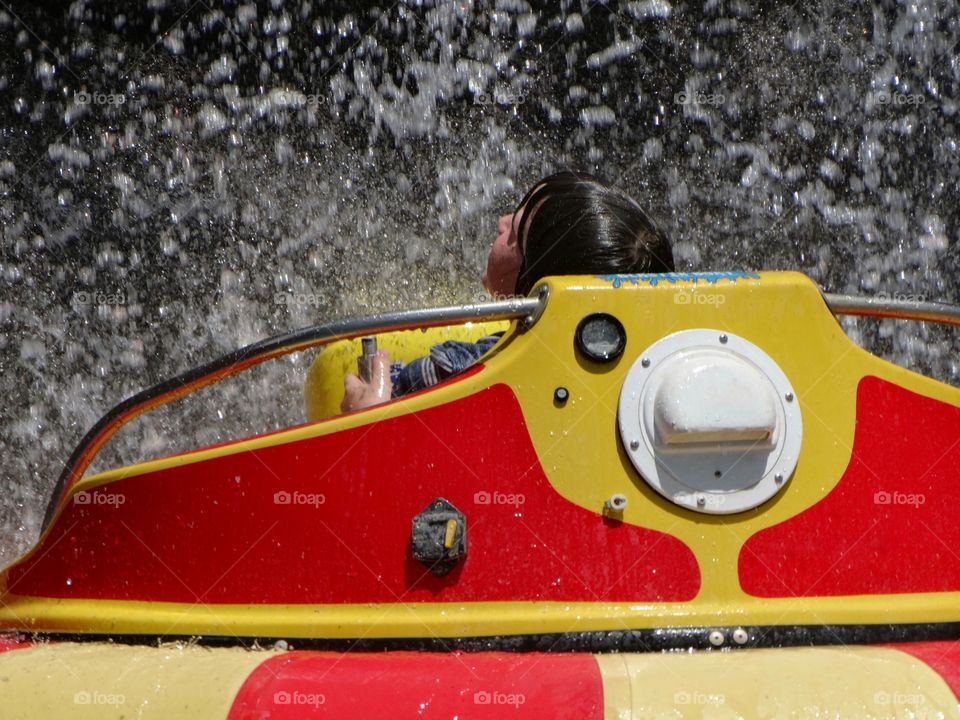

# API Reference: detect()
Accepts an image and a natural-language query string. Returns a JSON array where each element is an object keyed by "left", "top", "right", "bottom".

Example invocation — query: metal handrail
[
  {"left": 824, "top": 293, "right": 960, "bottom": 328},
  {"left": 42, "top": 296, "right": 544, "bottom": 529}
]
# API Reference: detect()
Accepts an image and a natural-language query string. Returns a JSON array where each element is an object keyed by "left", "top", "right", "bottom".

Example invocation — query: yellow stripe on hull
[
  {"left": 0, "top": 642, "right": 956, "bottom": 718},
  {"left": 597, "top": 647, "right": 959, "bottom": 719},
  {"left": 0, "top": 642, "right": 273, "bottom": 719}
]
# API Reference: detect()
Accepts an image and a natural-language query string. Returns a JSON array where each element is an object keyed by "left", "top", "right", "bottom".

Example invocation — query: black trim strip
[{"left": 15, "top": 622, "right": 960, "bottom": 653}]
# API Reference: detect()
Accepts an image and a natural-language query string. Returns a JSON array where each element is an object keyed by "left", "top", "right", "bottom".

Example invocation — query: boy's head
[{"left": 483, "top": 171, "right": 674, "bottom": 298}]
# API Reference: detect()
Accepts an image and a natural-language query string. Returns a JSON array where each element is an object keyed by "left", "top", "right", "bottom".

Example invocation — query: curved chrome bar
[
  {"left": 42, "top": 296, "right": 543, "bottom": 529},
  {"left": 824, "top": 293, "right": 960, "bottom": 328}
]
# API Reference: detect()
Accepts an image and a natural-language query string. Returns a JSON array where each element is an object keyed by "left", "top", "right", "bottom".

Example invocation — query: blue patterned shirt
[{"left": 391, "top": 335, "right": 503, "bottom": 398}]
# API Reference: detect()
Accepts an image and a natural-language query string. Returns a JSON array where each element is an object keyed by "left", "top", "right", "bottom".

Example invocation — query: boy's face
[
  {"left": 483, "top": 184, "right": 546, "bottom": 298},
  {"left": 482, "top": 210, "right": 523, "bottom": 298}
]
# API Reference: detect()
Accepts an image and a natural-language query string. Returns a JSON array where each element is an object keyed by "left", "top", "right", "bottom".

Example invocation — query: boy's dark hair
[{"left": 513, "top": 171, "right": 675, "bottom": 296}]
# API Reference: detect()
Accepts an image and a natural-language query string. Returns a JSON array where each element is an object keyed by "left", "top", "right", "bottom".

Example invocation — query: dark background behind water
[{"left": 1, "top": 0, "right": 958, "bottom": 561}]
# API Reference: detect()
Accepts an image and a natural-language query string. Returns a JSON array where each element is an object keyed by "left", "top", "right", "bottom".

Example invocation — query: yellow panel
[
  {"left": 596, "top": 646, "right": 960, "bottom": 719},
  {"left": 0, "top": 642, "right": 273, "bottom": 719},
  {"left": 504, "top": 273, "right": 960, "bottom": 614}
]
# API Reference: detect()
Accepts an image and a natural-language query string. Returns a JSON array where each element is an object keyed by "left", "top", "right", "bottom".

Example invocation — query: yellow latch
[{"left": 443, "top": 519, "right": 457, "bottom": 549}]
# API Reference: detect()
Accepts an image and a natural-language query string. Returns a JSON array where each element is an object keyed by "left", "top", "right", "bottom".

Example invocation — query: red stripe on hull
[
  {"left": 740, "top": 376, "right": 960, "bottom": 597},
  {"left": 888, "top": 642, "right": 960, "bottom": 701},
  {"left": 8, "top": 385, "right": 699, "bottom": 604},
  {"left": 227, "top": 651, "right": 603, "bottom": 719},
  {"left": 0, "top": 634, "right": 29, "bottom": 653}
]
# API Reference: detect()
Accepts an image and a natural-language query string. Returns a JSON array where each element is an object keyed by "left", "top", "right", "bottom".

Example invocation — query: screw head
[
  {"left": 696, "top": 495, "right": 706, "bottom": 507},
  {"left": 732, "top": 628, "right": 749, "bottom": 645},
  {"left": 605, "top": 494, "right": 628, "bottom": 512},
  {"left": 554, "top": 387, "right": 569, "bottom": 404},
  {"left": 708, "top": 630, "right": 725, "bottom": 647}
]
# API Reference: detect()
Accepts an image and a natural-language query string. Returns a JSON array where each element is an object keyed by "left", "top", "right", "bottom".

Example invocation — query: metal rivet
[
  {"left": 629, "top": 439, "right": 640, "bottom": 451},
  {"left": 775, "top": 473, "right": 784, "bottom": 484},
  {"left": 785, "top": 391, "right": 794, "bottom": 402},
  {"left": 708, "top": 630, "right": 725, "bottom": 647},
  {"left": 719, "top": 334, "right": 728, "bottom": 344},
  {"left": 641, "top": 357, "right": 651, "bottom": 368},
  {"left": 696, "top": 496, "right": 706, "bottom": 507},
  {"left": 732, "top": 628, "right": 749, "bottom": 645},
  {"left": 605, "top": 494, "right": 628, "bottom": 512},
  {"left": 554, "top": 387, "right": 569, "bottom": 404}
]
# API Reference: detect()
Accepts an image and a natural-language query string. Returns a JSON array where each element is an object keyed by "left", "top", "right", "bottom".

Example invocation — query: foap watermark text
[
  {"left": 674, "top": 690, "right": 725, "bottom": 706},
  {"left": 274, "top": 690, "right": 325, "bottom": 707},
  {"left": 74, "top": 490, "right": 125, "bottom": 507},
  {"left": 874, "top": 490, "right": 924, "bottom": 508},
  {"left": 274, "top": 490, "right": 326, "bottom": 507},
  {"left": 74, "top": 691, "right": 125, "bottom": 706},
  {"left": 474, "top": 490, "right": 525, "bottom": 508},
  {"left": 474, "top": 690, "right": 526, "bottom": 707}
]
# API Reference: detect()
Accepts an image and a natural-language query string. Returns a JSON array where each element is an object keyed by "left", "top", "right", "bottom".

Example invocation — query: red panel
[
  {"left": 227, "top": 651, "right": 602, "bottom": 720},
  {"left": 740, "top": 376, "right": 960, "bottom": 597},
  {"left": 888, "top": 642, "right": 960, "bottom": 701},
  {"left": 0, "top": 634, "right": 30, "bottom": 653},
  {"left": 158, "top": 367, "right": 486, "bottom": 462},
  {"left": 8, "top": 385, "right": 699, "bottom": 604}
]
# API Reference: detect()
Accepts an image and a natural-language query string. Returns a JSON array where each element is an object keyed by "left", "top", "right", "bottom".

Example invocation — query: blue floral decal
[{"left": 595, "top": 271, "right": 762, "bottom": 288}]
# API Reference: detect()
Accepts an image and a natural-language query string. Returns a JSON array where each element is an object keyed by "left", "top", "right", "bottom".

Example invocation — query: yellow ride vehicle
[{"left": 2, "top": 271, "right": 959, "bottom": 718}]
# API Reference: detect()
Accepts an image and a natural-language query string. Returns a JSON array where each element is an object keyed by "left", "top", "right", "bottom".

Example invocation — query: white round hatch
[{"left": 617, "top": 329, "right": 802, "bottom": 514}]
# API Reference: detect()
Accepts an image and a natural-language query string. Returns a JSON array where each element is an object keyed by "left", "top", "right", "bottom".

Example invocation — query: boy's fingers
[
  {"left": 372, "top": 354, "right": 387, "bottom": 380},
  {"left": 372, "top": 352, "right": 391, "bottom": 399}
]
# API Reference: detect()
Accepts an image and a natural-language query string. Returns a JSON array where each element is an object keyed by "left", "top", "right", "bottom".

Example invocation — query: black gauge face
[{"left": 575, "top": 313, "right": 626, "bottom": 362}]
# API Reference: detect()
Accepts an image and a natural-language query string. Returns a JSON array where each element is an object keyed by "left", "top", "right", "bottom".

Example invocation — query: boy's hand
[{"left": 341, "top": 349, "right": 392, "bottom": 413}]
